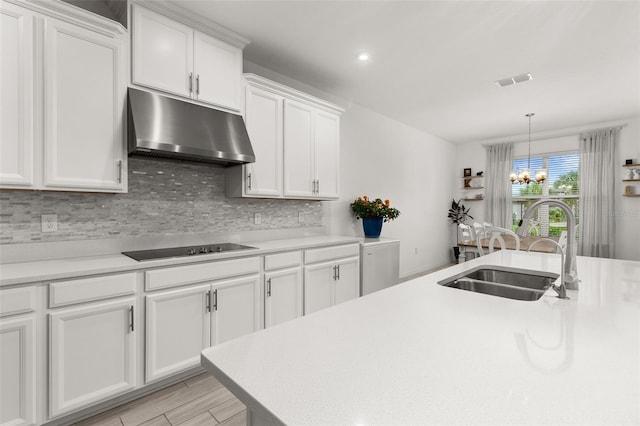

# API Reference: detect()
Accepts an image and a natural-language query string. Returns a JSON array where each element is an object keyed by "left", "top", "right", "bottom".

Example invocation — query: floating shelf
[
  {"left": 622, "top": 194, "right": 640, "bottom": 197},
  {"left": 622, "top": 164, "right": 640, "bottom": 167},
  {"left": 462, "top": 186, "right": 484, "bottom": 190},
  {"left": 462, "top": 197, "right": 484, "bottom": 201},
  {"left": 623, "top": 179, "right": 640, "bottom": 182}
]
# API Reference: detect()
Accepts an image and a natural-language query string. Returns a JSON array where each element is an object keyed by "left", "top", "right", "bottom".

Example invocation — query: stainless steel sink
[{"left": 438, "top": 266, "right": 559, "bottom": 301}]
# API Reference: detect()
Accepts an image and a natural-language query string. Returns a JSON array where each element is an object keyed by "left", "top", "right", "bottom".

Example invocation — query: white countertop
[
  {"left": 0, "top": 235, "right": 359, "bottom": 287},
  {"left": 201, "top": 251, "right": 640, "bottom": 425}
]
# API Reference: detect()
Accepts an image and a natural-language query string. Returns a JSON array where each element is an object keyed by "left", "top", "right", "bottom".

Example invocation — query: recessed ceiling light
[
  {"left": 357, "top": 52, "right": 370, "bottom": 61},
  {"left": 496, "top": 73, "right": 533, "bottom": 87}
]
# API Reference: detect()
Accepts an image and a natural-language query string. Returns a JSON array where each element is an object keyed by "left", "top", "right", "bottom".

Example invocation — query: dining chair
[
  {"left": 557, "top": 230, "right": 568, "bottom": 254},
  {"left": 476, "top": 226, "right": 520, "bottom": 255},
  {"left": 459, "top": 223, "right": 479, "bottom": 260},
  {"left": 472, "top": 222, "right": 484, "bottom": 237}
]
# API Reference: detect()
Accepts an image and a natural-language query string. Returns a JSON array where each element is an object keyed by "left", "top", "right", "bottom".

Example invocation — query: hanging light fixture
[{"left": 511, "top": 113, "right": 546, "bottom": 185}]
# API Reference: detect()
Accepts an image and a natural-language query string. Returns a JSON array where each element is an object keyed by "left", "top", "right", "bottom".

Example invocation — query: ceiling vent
[{"left": 496, "top": 73, "right": 533, "bottom": 87}]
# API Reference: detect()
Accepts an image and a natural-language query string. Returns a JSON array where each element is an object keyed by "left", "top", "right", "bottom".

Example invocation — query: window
[{"left": 511, "top": 152, "right": 579, "bottom": 237}]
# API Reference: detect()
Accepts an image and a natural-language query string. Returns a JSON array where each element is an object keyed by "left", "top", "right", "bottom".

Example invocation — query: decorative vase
[{"left": 362, "top": 217, "right": 384, "bottom": 238}]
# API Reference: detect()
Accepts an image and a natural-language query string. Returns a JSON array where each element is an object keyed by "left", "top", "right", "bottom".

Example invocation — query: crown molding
[
  {"left": 244, "top": 73, "right": 345, "bottom": 114},
  {"left": 131, "top": 0, "right": 250, "bottom": 49},
  {"left": 5, "top": 0, "right": 127, "bottom": 37}
]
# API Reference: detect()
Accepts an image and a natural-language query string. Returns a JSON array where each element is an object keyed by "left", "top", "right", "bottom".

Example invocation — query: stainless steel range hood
[{"left": 127, "top": 88, "right": 255, "bottom": 166}]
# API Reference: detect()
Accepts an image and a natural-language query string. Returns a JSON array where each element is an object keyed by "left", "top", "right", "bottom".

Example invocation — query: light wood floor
[{"left": 74, "top": 373, "right": 246, "bottom": 426}]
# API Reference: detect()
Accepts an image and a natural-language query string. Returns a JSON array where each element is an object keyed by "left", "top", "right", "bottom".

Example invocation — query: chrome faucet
[
  {"left": 528, "top": 238, "right": 568, "bottom": 299},
  {"left": 517, "top": 200, "right": 578, "bottom": 290}
]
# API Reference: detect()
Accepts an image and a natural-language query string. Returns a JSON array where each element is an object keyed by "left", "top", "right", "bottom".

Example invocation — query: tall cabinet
[
  {"left": 226, "top": 74, "right": 343, "bottom": 200},
  {"left": 0, "top": 0, "right": 127, "bottom": 193}
]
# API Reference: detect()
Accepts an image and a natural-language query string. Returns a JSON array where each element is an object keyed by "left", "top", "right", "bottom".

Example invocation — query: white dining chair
[
  {"left": 472, "top": 222, "right": 484, "bottom": 237},
  {"left": 557, "top": 230, "right": 568, "bottom": 254},
  {"left": 476, "top": 226, "right": 520, "bottom": 255},
  {"left": 459, "top": 223, "right": 479, "bottom": 260}
]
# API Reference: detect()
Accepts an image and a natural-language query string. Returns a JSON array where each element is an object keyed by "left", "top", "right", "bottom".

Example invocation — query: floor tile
[
  {"left": 175, "top": 411, "right": 218, "bottom": 426},
  {"left": 209, "top": 397, "right": 246, "bottom": 423},
  {"left": 138, "top": 415, "right": 171, "bottom": 426},
  {"left": 217, "top": 411, "right": 246, "bottom": 426},
  {"left": 165, "top": 386, "right": 235, "bottom": 425}
]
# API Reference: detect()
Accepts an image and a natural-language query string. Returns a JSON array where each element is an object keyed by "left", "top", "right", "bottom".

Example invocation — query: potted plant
[
  {"left": 350, "top": 195, "right": 400, "bottom": 238},
  {"left": 447, "top": 198, "right": 473, "bottom": 261}
]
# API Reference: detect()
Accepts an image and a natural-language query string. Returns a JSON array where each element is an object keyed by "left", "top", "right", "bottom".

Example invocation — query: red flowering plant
[{"left": 350, "top": 195, "right": 400, "bottom": 222}]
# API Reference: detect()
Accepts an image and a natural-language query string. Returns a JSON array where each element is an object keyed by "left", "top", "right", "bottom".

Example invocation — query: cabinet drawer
[
  {"left": 0, "top": 286, "right": 36, "bottom": 317},
  {"left": 304, "top": 243, "right": 359, "bottom": 264},
  {"left": 264, "top": 251, "right": 302, "bottom": 271},
  {"left": 145, "top": 257, "right": 260, "bottom": 291},
  {"left": 49, "top": 273, "right": 138, "bottom": 308}
]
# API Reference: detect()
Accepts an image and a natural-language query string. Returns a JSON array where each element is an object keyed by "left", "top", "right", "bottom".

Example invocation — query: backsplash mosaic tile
[{"left": 0, "top": 158, "right": 322, "bottom": 244}]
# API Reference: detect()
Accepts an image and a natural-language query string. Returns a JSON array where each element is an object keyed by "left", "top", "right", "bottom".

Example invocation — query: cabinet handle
[
  {"left": 196, "top": 74, "right": 200, "bottom": 95},
  {"left": 316, "top": 179, "right": 320, "bottom": 194},
  {"left": 117, "top": 160, "right": 122, "bottom": 183},
  {"left": 129, "top": 305, "right": 134, "bottom": 332},
  {"left": 312, "top": 180, "right": 317, "bottom": 194},
  {"left": 336, "top": 264, "right": 340, "bottom": 280},
  {"left": 266, "top": 278, "right": 272, "bottom": 297},
  {"left": 332, "top": 265, "right": 337, "bottom": 280},
  {"left": 189, "top": 72, "right": 193, "bottom": 93},
  {"left": 212, "top": 289, "right": 218, "bottom": 311},
  {"left": 206, "top": 290, "right": 211, "bottom": 312},
  {"left": 247, "top": 173, "right": 252, "bottom": 190}
]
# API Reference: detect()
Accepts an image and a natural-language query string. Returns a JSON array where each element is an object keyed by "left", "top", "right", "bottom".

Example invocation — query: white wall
[
  {"left": 454, "top": 116, "right": 640, "bottom": 261},
  {"left": 326, "top": 104, "right": 456, "bottom": 278}
]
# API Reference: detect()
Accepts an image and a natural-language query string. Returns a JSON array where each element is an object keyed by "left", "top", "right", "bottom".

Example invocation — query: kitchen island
[{"left": 201, "top": 251, "right": 640, "bottom": 425}]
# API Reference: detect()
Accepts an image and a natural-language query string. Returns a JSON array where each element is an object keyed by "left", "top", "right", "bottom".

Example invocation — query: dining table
[{"left": 458, "top": 235, "right": 560, "bottom": 261}]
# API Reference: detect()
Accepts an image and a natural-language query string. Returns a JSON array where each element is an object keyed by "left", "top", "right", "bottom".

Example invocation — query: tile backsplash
[{"left": 0, "top": 157, "right": 322, "bottom": 244}]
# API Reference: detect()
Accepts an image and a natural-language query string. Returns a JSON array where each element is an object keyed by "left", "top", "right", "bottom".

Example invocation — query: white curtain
[
  {"left": 484, "top": 143, "right": 513, "bottom": 228},
  {"left": 578, "top": 128, "right": 618, "bottom": 257}
]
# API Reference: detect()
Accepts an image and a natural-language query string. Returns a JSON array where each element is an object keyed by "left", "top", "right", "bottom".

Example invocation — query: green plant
[
  {"left": 350, "top": 195, "right": 400, "bottom": 222},
  {"left": 447, "top": 198, "right": 473, "bottom": 225}
]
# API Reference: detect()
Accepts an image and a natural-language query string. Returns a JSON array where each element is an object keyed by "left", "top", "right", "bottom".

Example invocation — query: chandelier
[{"left": 510, "top": 113, "right": 547, "bottom": 184}]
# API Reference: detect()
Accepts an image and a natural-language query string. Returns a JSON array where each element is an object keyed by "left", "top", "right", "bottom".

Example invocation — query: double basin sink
[{"left": 438, "top": 265, "right": 559, "bottom": 301}]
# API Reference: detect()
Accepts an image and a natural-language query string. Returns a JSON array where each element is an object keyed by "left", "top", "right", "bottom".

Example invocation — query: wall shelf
[{"left": 622, "top": 164, "right": 640, "bottom": 167}]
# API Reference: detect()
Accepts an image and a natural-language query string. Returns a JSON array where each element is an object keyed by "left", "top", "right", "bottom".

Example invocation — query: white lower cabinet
[
  {"left": 264, "top": 267, "right": 303, "bottom": 328},
  {"left": 303, "top": 244, "right": 360, "bottom": 315},
  {"left": 0, "top": 316, "right": 36, "bottom": 426},
  {"left": 145, "top": 274, "right": 261, "bottom": 383},
  {"left": 49, "top": 298, "right": 137, "bottom": 418}
]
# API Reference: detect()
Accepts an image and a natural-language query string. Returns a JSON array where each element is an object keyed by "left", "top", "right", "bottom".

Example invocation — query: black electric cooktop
[{"left": 122, "top": 243, "right": 257, "bottom": 261}]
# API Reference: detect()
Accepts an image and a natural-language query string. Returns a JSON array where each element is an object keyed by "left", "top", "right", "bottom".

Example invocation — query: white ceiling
[{"left": 174, "top": 0, "right": 640, "bottom": 144}]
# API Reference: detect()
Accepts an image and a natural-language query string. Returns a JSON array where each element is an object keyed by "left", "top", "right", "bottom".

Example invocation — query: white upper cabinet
[
  {"left": 313, "top": 110, "right": 340, "bottom": 199},
  {"left": 283, "top": 99, "right": 315, "bottom": 198},
  {"left": 132, "top": 4, "right": 243, "bottom": 112},
  {"left": 43, "top": 17, "right": 126, "bottom": 191},
  {"left": 131, "top": 5, "right": 193, "bottom": 98},
  {"left": 0, "top": 0, "right": 127, "bottom": 193},
  {"left": 226, "top": 74, "right": 343, "bottom": 200},
  {"left": 193, "top": 31, "right": 242, "bottom": 110},
  {"left": 242, "top": 82, "right": 284, "bottom": 197},
  {"left": 0, "top": 2, "right": 35, "bottom": 188}
]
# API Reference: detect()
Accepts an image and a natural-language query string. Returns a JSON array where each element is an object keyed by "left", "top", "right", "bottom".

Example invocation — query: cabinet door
[
  {"left": 334, "top": 257, "right": 360, "bottom": 305},
  {"left": 0, "top": 316, "right": 36, "bottom": 426},
  {"left": 314, "top": 110, "right": 340, "bottom": 199},
  {"left": 264, "top": 267, "right": 303, "bottom": 328},
  {"left": 145, "top": 285, "right": 210, "bottom": 383},
  {"left": 211, "top": 275, "right": 261, "bottom": 345},
  {"left": 43, "top": 17, "right": 126, "bottom": 191},
  {"left": 304, "top": 262, "right": 334, "bottom": 315},
  {"left": 243, "top": 85, "right": 283, "bottom": 197},
  {"left": 49, "top": 298, "right": 136, "bottom": 417},
  {"left": 0, "top": 3, "right": 35, "bottom": 188},
  {"left": 132, "top": 5, "right": 193, "bottom": 97},
  {"left": 283, "top": 99, "right": 315, "bottom": 198},
  {"left": 194, "top": 32, "right": 242, "bottom": 111}
]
